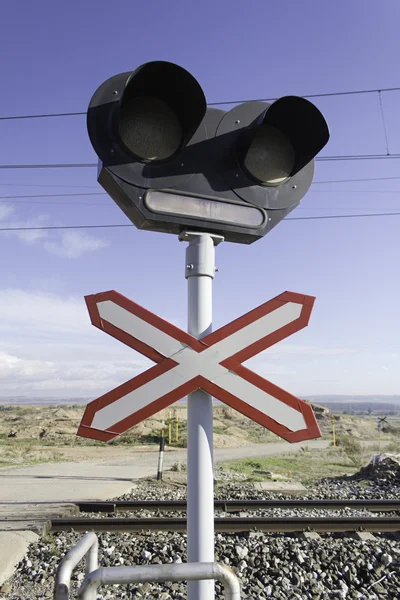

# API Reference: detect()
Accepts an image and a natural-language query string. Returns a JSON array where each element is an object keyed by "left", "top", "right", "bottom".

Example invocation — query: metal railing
[
  {"left": 54, "top": 533, "right": 240, "bottom": 600},
  {"left": 54, "top": 533, "right": 98, "bottom": 600},
  {"left": 78, "top": 562, "right": 240, "bottom": 600}
]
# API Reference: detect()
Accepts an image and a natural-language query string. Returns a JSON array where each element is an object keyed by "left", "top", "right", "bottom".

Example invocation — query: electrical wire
[
  {"left": 309, "top": 190, "right": 400, "bottom": 193},
  {"left": 2, "top": 176, "right": 400, "bottom": 189},
  {"left": 209, "top": 85, "right": 400, "bottom": 106},
  {"left": 317, "top": 154, "right": 400, "bottom": 161},
  {"left": 0, "top": 211, "right": 399, "bottom": 233},
  {"left": 285, "top": 212, "right": 400, "bottom": 220},
  {"left": 1, "top": 190, "right": 400, "bottom": 204},
  {"left": 1, "top": 85, "right": 400, "bottom": 120},
  {"left": 313, "top": 176, "right": 400, "bottom": 184},
  {"left": 0, "top": 182, "right": 99, "bottom": 188},
  {"left": 1, "top": 152, "right": 400, "bottom": 171},
  {"left": 0, "top": 163, "right": 97, "bottom": 169},
  {"left": 0, "top": 192, "right": 105, "bottom": 199},
  {"left": 2, "top": 200, "right": 398, "bottom": 209}
]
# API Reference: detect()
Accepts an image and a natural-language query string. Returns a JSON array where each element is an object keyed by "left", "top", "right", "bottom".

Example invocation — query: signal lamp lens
[
  {"left": 145, "top": 191, "right": 266, "bottom": 228},
  {"left": 118, "top": 96, "right": 183, "bottom": 161},
  {"left": 244, "top": 124, "right": 295, "bottom": 186}
]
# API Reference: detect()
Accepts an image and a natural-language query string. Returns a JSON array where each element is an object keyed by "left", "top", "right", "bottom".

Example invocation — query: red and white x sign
[{"left": 77, "top": 290, "right": 321, "bottom": 443}]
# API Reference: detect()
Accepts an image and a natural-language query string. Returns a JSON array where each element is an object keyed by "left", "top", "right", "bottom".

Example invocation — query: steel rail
[
  {"left": 75, "top": 499, "right": 400, "bottom": 513},
  {"left": 50, "top": 516, "right": 400, "bottom": 533}
]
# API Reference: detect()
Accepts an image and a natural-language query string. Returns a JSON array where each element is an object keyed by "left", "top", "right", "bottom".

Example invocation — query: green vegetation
[
  {"left": 334, "top": 435, "right": 366, "bottom": 466},
  {"left": 1, "top": 403, "right": 399, "bottom": 469},
  {"left": 221, "top": 453, "right": 353, "bottom": 483},
  {"left": 221, "top": 438, "right": 386, "bottom": 484},
  {"left": 383, "top": 439, "right": 400, "bottom": 453},
  {"left": 213, "top": 426, "right": 228, "bottom": 435}
]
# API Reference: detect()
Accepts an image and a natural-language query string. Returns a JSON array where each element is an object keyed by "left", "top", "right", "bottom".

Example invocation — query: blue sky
[{"left": 0, "top": 0, "right": 399, "bottom": 400}]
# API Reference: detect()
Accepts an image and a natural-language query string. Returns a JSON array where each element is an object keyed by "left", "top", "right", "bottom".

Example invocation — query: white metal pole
[{"left": 180, "top": 231, "right": 223, "bottom": 600}]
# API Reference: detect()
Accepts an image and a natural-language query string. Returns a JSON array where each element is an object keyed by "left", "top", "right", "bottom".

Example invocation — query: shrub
[{"left": 335, "top": 435, "right": 366, "bottom": 466}]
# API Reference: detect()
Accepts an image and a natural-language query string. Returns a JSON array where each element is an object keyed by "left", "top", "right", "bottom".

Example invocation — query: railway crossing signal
[
  {"left": 87, "top": 61, "right": 329, "bottom": 244},
  {"left": 77, "top": 289, "right": 321, "bottom": 443},
  {"left": 82, "top": 63, "right": 330, "bottom": 600}
]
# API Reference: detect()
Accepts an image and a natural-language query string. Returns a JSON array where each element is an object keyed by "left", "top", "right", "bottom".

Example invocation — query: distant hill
[
  {"left": 0, "top": 397, "right": 91, "bottom": 405},
  {"left": 306, "top": 395, "right": 400, "bottom": 404},
  {"left": 1, "top": 394, "right": 400, "bottom": 412},
  {"left": 305, "top": 395, "right": 400, "bottom": 414}
]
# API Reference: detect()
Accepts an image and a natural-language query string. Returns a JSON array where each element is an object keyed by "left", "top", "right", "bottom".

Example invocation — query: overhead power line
[
  {"left": 313, "top": 176, "right": 400, "bottom": 184},
  {"left": 286, "top": 211, "right": 400, "bottom": 220},
  {"left": 1, "top": 85, "right": 400, "bottom": 121},
  {"left": 1, "top": 189, "right": 400, "bottom": 204},
  {"left": 309, "top": 190, "right": 400, "bottom": 194},
  {"left": 1, "top": 153, "right": 400, "bottom": 171},
  {"left": 210, "top": 85, "right": 400, "bottom": 106},
  {"left": 0, "top": 192, "right": 105, "bottom": 200},
  {"left": 317, "top": 154, "right": 400, "bottom": 162},
  {"left": 1, "top": 211, "right": 399, "bottom": 233},
  {"left": 0, "top": 111, "right": 86, "bottom": 121},
  {"left": 0, "top": 163, "right": 97, "bottom": 170},
  {"left": 2, "top": 176, "right": 400, "bottom": 189},
  {"left": 0, "top": 182, "right": 99, "bottom": 189}
]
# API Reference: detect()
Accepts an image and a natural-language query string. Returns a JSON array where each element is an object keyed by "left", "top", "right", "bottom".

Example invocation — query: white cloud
[
  {"left": 259, "top": 344, "right": 356, "bottom": 357},
  {"left": 44, "top": 230, "right": 108, "bottom": 258},
  {"left": 0, "top": 205, "right": 107, "bottom": 258},
  {"left": 0, "top": 203, "right": 15, "bottom": 221},
  {"left": 0, "top": 352, "right": 56, "bottom": 380},
  {"left": 0, "top": 289, "right": 155, "bottom": 399},
  {"left": 0, "top": 289, "right": 397, "bottom": 400},
  {"left": 0, "top": 289, "right": 90, "bottom": 338}
]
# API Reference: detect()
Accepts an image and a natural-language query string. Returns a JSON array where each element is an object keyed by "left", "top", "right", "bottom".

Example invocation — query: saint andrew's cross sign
[{"left": 77, "top": 290, "right": 321, "bottom": 443}]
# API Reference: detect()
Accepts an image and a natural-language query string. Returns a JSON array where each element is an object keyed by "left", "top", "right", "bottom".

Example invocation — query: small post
[
  {"left": 168, "top": 410, "right": 172, "bottom": 445},
  {"left": 176, "top": 415, "right": 179, "bottom": 443},
  {"left": 157, "top": 433, "right": 165, "bottom": 481},
  {"left": 331, "top": 414, "right": 336, "bottom": 447}
]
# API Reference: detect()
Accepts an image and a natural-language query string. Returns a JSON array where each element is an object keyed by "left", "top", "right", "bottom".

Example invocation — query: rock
[
  {"left": 235, "top": 545, "right": 249, "bottom": 560},
  {"left": 380, "top": 553, "right": 392, "bottom": 566},
  {"left": 0, "top": 584, "right": 12, "bottom": 594},
  {"left": 3, "top": 476, "right": 400, "bottom": 600},
  {"left": 353, "top": 454, "right": 400, "bottom": 484}
]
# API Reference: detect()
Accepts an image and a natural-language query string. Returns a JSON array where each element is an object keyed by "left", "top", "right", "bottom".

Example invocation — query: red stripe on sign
[
  {"left": 279, "top": 291, "right": 316, "bottom": 306},
  {"left": 86, "top": 291, "right": 205, "bottom": 354},
  {"left": 86, "top": 293, "right": 166, "bottom": 362},
  {"left": 198, "top": 377, "right": 320, "bottom": 443},
  {"left": 78, "top": 289, "right": 321, "bottom": 444},
  {"left": 222, "top": 364, "right": 313, "bottom": 415},
  {"left": 76, "top": 424, "right": 115, "bottom": 443},
  {"left": 79, "top": 377, "right": 202, "bottom": 441},
  {"left": 80, "top": 359, "right": 179, "bottom": 427},
  {"left": 202, "top": 296, "right": 285, "bottom": 348},
  {"left": 202, "top": 291, "right": 315, "bottom": 351},
  {"left": 220, "top": 301, "right": 314, "bottom": 365}
]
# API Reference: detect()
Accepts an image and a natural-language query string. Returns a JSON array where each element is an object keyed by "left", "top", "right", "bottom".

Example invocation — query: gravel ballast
[{"left": 1, "top": 470, "right": 400, "bottom": 599}]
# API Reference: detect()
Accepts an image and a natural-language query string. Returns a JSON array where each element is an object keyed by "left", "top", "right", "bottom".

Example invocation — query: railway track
[
  {"left": 2, "top": 499, "right": 400, "bottom": 535},
  {"left": 75, "top": 499, "right": 400, "bottom": 513},
  {"left": 50, "top": 515, "right": 400, "bottom": 533}
]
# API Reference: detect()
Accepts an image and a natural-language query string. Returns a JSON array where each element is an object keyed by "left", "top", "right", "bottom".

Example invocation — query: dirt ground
[{"left": 0, "top": 402, "right": 388, "bottom": 466}]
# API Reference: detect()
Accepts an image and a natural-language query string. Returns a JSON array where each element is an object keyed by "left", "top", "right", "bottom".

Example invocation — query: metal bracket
[
  {"left": 179, "top": 231, "right": 225, "bottom": 245},
  {"left": 179, "top": 231, "right": 224, "bottom": 279}
]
